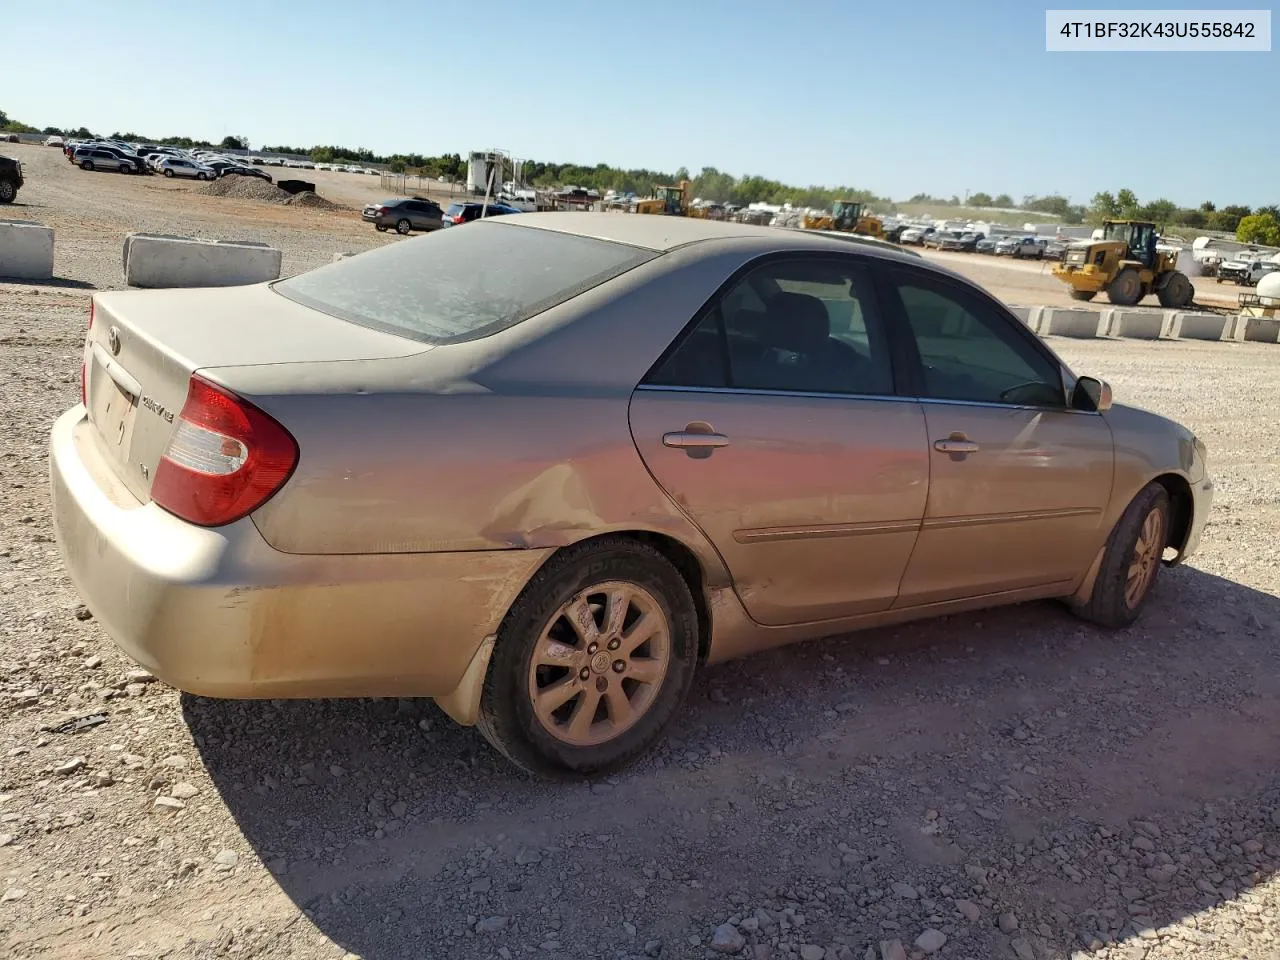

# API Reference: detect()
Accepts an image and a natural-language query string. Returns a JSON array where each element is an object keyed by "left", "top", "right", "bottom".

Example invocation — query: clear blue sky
[{"left": 7, "top": 0, "right": 1276, "bottom": 207}]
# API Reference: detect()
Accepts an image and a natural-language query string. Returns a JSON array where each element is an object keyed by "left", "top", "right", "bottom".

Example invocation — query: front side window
[
  {"left": 888, "top": 271, "right": 1064, "bottom": 408},
  {"left": 646, "top": 257, "right": 895, "bottom": 396}
]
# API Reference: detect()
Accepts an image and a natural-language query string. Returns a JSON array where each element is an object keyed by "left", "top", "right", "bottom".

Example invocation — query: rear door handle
[
  {"left": 663, "top": 431, "right": 730, "bottom": 449},
  {"left": 933, "top": 437, "right": 980, "bottom": 454}
]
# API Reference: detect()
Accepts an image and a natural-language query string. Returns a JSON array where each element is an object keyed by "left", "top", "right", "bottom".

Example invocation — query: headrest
[{"left": 765, "top": 292, "right": 830, "bottom": 353}]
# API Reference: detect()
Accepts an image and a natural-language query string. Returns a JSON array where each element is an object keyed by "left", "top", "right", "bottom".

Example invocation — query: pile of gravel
[
  {"left": 284, "top": 191, "right": 339, "bottom": 210},
  {"left": 198, "top": 176, "right": 290, "bottom": 202}
]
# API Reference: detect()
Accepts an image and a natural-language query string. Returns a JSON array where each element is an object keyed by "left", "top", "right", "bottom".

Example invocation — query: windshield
[{"left": 273, "top": 221, "right": 656, "bottom": 345}]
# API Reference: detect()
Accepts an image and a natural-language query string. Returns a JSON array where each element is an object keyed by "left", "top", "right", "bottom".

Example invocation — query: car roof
[{"left": 506, "top": 212, "right": 935, "bottom": 265}]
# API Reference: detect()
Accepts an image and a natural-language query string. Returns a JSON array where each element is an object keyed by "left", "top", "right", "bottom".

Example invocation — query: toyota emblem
[{"left": 108, "top": 326, "right": 121, "bottom": 356}]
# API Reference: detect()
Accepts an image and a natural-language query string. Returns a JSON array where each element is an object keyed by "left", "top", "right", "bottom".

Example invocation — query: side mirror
[{"left": 1072, "top": 376, "right": 1113, "bottom": 412}]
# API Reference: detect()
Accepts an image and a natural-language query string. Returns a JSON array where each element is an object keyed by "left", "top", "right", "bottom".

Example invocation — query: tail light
[{"left": 151, "top": 375, "right": 299, "bottom": 527}]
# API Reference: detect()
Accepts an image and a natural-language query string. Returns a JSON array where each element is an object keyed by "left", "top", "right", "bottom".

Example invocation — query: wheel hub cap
[{"left": 528, "top": 581, "right": 672, "bottom": 747}]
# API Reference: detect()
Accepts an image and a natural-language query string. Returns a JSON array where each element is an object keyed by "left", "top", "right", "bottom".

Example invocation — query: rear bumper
[{"left": 49, "top": 406, "right": 551, "bottom": 700}]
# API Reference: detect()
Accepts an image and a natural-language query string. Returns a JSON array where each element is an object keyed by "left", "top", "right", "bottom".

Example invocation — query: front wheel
[
  {"left": 163, "top": 169, "right": 174, "bottom": 178},
  {"left": 1068, "top": 288, "right": 1097, "bottom": 301},
  {"left": 1070, "top": 482, "right": 1170, "bottom": 628},
  {"left": 196, "top": 172, "right": 207, "bottom": 181},
  {"left": 476, "top": 538, "right": 700, "bottom": 779},
  {"left": 0, "top": 180, "right": 15, "bottom": 203},
  {"left": 1106, "top": 267, "right": 1143, "bottom": 306},
  {"left": 375, "top": 224, "right": 388, "bottom": 232},
  {"left": 395, "top": 218, "right": 411, "bottom": 235}
]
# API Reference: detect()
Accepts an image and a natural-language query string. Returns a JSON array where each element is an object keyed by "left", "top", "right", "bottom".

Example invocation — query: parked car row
[
  {"left": 248, "top": 156, "right": 377, "bottom": 175},
  {"left": 59, "top": 138, "right": 273, "bottom": 183},
  {"left": 899, "top": 225, "right": 1070, "bottom": 261},
  {"left": 360, "top": 197, "right": 524, "bottom": 234}
]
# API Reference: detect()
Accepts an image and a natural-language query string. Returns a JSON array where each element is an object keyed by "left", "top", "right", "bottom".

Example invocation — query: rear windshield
[
  {"left": 445, "top": 203, "right": 468, "bottom": 216},
  {"left": 272, "top": 221, "right": 656, "bottom": 345}
]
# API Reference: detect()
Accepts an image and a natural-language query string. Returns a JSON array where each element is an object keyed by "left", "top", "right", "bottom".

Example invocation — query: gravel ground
[{"left": 3, "top": 142, "right": 1280, "bottom": 960}]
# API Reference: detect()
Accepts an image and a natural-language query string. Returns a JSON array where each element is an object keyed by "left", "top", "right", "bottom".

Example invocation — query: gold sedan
[{"left": 49, "top": 213, "right": 1212, "bottom": 778}]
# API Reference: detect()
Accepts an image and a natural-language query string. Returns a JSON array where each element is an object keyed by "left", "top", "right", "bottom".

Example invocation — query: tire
[
  {"left": 1157, "top": 271, "right": 1194, "bottom": 309},
  {"left": 395, "top": 218, "right": 411, "bottom": 235},
  {"left": 0, "top": 180, "right": 15, "bottom": 204},
  {"left": 163, "top": 169, "right": 174, "bottom": 178},
  {"left": 375, "top": 224, "right": 388, "bottom": 232},
  {"left": 81, "top": 160, "right": 94, "bottom": 171},
  {"left": 196, "top": 172, "right": 207, "bottom": 181},
  {"left": 1106, "top": 267, "right": 1142, "bottom": 306},
  {"left": 1070, "top": 482, "right": 1170, "bottom": 629},
  {"left": 476, "top": 537, "right": 700, "bottom": 779},
  {"left": 1068, "top": 289, "right": 1097, "bottom": 301},
  {"left": 117, "top": 164, "right": 131, "bottom": 174}
]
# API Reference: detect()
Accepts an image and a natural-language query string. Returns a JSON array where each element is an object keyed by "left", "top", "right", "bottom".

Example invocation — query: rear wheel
[
  {"left": 0, "top": 180, "right": 14, "bottom": 203},
  {"left": 1106, "top": 267, "right": 1142, "bottom": 306},
  {"left": 80, "top": 160, "right": 94, "bottom": 171},
  {"left": 476, "top": 538, "right": 699, "bottom": 779},
  {"left": 1070, "top": 482, "right": 1170, "bottom": 628},
  {"left": 163, "top": 169, "right": 174, "bottom": 178},
  {"left": 1068, "top": 289, "right": 1097, "bottom": 301},
  {"left": 1157, "top": 271, "right": 1194, "bottom": 309},
  {"left": 395, "top": 218, "right": 411, "bottom": 235}
]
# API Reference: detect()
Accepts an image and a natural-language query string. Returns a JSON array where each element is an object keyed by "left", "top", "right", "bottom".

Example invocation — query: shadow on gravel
[
  {"left": 183, "top": 564, "right": 1280, "bottom": 960},
  {"left": 0, "top": 276, "right": 97, "bottom": 289}
]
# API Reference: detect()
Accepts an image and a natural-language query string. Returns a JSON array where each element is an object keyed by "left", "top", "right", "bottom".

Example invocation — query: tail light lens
[{"left": 151, "top": 375, "right": 298, "bottom": 527}]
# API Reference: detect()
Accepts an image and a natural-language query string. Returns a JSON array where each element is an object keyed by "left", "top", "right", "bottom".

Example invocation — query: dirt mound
[
  {"left": 284, "top": 191, "right": 339, "bottom": 210},
  {"left": 199, "top": 176, "right": 290, "bottom": 203}
]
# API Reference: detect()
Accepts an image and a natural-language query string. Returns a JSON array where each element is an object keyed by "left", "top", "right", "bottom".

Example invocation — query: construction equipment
[
  {"left": 802, "top": 200, "right": 885, "bottom": 241},
  {"left": 1052, "top": 219, "right": 1195, "bottom": 308},
  {"left": 635, "top": 180, "right": 690, "bottom": 216}
]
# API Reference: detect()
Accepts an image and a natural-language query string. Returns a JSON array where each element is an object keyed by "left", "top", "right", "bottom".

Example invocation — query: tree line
[{"left": 5, "top": 107, "right": 1276, "bottom": 243}]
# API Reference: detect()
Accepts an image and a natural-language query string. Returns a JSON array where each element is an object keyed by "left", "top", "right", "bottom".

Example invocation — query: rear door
[
  {"left": 629, "top": 254, "right": 929, "bottom": 626},
  {"left": 879, "top": 266, "right": 1114, "bottom": 606}
]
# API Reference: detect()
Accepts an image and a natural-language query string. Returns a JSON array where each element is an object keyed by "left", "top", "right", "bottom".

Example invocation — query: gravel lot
[{"left": 2, "top": 142, "right": 1280, "bottom": 960}]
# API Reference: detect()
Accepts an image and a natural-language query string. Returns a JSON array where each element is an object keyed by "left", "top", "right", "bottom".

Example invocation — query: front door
[
  {"left": 629, "top": 256, "right": 929, "bottom": 626},
  {"left": 881, "top": 268, "right": 1114, "bottom": 606}
]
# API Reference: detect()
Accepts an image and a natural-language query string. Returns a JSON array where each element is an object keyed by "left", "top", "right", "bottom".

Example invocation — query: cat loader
[{"left": 1052, "top": 219, "right": 1195, "bottom": 308}]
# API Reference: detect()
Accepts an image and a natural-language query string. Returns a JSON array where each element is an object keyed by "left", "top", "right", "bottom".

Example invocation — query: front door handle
[
  {"left": 663, "top": 431, "right": 730, "bottom": 449},
  {"left": 933, "top": 435, "right": 980, "bottom": 455}
]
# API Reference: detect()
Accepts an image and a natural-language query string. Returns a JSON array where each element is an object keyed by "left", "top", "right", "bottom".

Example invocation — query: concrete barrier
[
  {"left": 123, "top": 233, "right": 283, "bottom": 289},
  {"left": 1006, "top": 305, "right": 1042, "bottom": 332},
  {"left": 0, "top": 219, "right": 55, "bottom": 281},
  {"left": 1172, "top": 312, "right": 1230, "bottom": 341},
  {"left": 1242, "top": 316, "right": 1280, "bottom": 343},
  {"left": 1040, "top": 308, "right": 1101, "bottom": 338},
  {"left": 1110, "top": 309, "right": 1171, "bottom": 340}
]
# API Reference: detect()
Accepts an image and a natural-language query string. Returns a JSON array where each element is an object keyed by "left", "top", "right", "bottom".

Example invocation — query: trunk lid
[{"left": 83, "top": 282, "right": 429, "bottom": 503}]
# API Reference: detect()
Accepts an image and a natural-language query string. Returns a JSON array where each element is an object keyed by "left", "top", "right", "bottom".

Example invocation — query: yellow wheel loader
[
  {"left": 1052, "top": 219, "right": 1195, "bottom": 308},
  {"left": 635, "top": 180, "right": 691, "bottom": 216},
  {"left": 802, "top": 200, "right": 885, "bottom": 241}
]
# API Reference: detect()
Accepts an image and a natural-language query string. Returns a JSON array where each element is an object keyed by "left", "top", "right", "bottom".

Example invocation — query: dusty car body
[{"left": 49, "top": 214, "right": 1212, "bottom": 778}]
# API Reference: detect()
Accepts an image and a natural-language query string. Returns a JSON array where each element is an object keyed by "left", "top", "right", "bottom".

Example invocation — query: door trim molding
[
  {"left": 734, "top": 519, "right": 921, "bottom": 543},
  {"left": 921, "top": 507, "right": 1101, "bottom": 531}
]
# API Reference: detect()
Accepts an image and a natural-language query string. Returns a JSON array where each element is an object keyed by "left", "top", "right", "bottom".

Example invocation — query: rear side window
[{"left": 273, "top": 222, "right": 655, "bottom": 345}]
